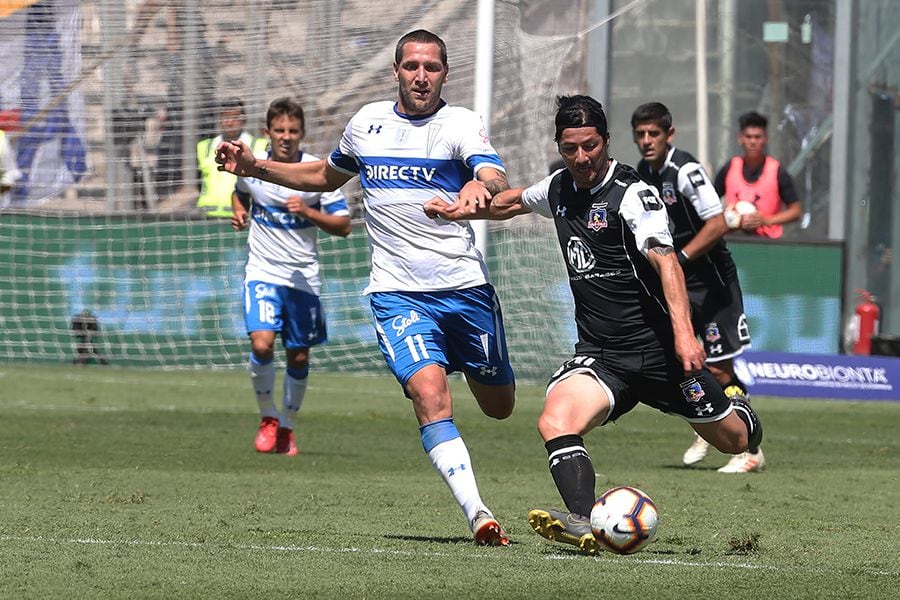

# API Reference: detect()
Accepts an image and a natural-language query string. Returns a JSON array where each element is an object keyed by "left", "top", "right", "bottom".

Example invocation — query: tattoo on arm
[
  {"left": 649, "top": 244, "right": 675, "bottom": 257},
  {"left": 482, "top": 175, "right": 509, "bottom": 197}
]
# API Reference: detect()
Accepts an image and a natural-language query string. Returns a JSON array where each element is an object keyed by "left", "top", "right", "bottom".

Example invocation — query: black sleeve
[
  {"left": 713, "top": 164, "right": 728, "bottom": 197},
  {"left": 777, "top": 166, "right": 800, "bottom": 204}
]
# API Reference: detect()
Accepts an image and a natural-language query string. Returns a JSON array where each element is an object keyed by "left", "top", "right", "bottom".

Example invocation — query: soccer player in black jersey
[
  {"left": 425, "top": 95, "right": 763, "bottom": 554},
  {"left": 631, "top": 102, "right": 764, "bottom": 474}
]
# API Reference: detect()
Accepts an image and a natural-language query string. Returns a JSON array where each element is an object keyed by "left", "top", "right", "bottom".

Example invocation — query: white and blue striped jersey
[
  {"left": 235, "top": 151, "right": 349, "bottom": 296},
  {"left": 327, "top": 100, "right": 505, "bottom": 294}
]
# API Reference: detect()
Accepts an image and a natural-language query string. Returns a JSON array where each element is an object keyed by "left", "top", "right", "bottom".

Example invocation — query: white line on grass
[
  {"left": 1, "top": 400, "right": 250, "bottom": 414},
  {"left": 4, "top": 533, "right": 899, "bottom": 576},
  {"left": 0, "top": 534, "right": 771, "bottom": 571}
]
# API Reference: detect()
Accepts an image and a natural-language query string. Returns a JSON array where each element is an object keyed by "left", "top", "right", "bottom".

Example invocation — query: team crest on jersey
[
  {"left": 586, "top": 202, "right": 608, "bottom": 231},
  {"left": 680, "top": 379, "right": 706, "bottom": 403},
  {"left": 705, "top": 322, "right": 722, "bottom": 343},
  {"left": 661, "top": 182, "right": 677, "bottom": 205}
]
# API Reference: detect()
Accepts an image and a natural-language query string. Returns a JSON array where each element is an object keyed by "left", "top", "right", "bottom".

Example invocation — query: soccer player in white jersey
[
  {"left": 231, "top": 97, "right": 351, "bottom": 456},
  {"left": 216, "top": 30, "right": 515, "bottom": 546}
]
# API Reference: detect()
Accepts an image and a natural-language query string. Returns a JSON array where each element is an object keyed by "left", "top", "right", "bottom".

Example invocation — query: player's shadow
[
  {"left": 661, "top": 464, "right": 720, "bottom": 472},
  {"left": 383, "top": 534, "right": 518, "bottom": 546}
]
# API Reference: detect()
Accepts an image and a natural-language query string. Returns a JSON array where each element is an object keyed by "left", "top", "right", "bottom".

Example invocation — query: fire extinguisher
[{"left": 851, "top": 289, "right": 880, "bottom": 355}]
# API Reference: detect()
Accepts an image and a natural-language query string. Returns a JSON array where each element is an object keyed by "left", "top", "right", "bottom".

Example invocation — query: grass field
[{"left": 1, "top": 364, "right": 898, "bottom": 599}]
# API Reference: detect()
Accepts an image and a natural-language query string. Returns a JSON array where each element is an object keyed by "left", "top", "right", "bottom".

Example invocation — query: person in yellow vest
[
  {"left": 197, "top": 98, "right": 266, "bottom": 217},
  {"left": 714, "top": 111, "right": 802, "bottom": 239},
  {"left": 0, "top": 128, "right": 22, "bottom": 208}
]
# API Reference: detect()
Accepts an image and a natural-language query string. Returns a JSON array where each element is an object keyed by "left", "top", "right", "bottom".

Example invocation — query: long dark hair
[{"left": 554, "top": 95, "right": 608, "bottom": 142}]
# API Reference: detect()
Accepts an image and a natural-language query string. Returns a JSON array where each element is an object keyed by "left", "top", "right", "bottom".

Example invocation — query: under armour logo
[
  {"left": 447, "top": 463, "right": 467, "bottom": 476},
  {"left": 368, "top": 124, "right": 382, "bottom": 134},
  {"left": 695, "top": 403, "right": 714, "bottom": 415},
  {"left": 556, "top": 204, "right": 567, "bottom": 217},
  {"left": 480, "top": 366, "right": 498, "bottom": 377}
]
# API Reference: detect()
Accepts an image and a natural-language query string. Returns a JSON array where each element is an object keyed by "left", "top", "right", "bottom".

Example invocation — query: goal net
[{"left": 0, "top": 0, "right": 589, "bottom": 379}]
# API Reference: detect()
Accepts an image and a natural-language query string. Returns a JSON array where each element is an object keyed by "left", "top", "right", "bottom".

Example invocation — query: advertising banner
[{"left": 736, "top": 350, "right": 900, "bottom": 401}]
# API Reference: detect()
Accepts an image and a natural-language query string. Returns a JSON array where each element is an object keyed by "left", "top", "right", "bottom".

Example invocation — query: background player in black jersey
[
  {"left": 631, "top": 102, "right": 764, "bottom": 474},
  {"left": 425, "top": 95, "right": 764, "bottom": 554}
]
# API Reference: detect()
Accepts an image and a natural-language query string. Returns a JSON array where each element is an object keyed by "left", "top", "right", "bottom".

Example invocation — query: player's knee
[
  {"left": 476, "top": 386, "right": 515, "bottom": 420},
  {"left": 537, "top": 410, "right": 570, "bottom": 440},
  {"left": 482, "top": 398, "right": 514, "bottom": 420},
  {"left": 250, "top": 341, "right": 275, "bottom": 361},
  {"left": 286, "top": 349, "right": 309, "bottom": 372}
]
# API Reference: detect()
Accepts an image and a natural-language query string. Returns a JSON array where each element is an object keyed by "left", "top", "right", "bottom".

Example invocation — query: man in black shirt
[
  {"left": 631, "top": 102, "right": 763, "bottom": 474},
  {"left": 425, "top": 95, "right": 763, "bottom": 554}
]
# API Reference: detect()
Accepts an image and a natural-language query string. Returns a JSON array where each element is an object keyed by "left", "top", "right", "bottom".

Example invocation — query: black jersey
[
  {"left": 637, "top": 147, "right": 738, "bottom": 289},
  {"left": 522, "top": 161, "right": 676, "bottom": 353}
]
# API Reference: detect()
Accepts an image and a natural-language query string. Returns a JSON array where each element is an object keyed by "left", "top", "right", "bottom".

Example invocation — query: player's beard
[{"left": 399, "top": 85, "right": 440, "bottom": 116}]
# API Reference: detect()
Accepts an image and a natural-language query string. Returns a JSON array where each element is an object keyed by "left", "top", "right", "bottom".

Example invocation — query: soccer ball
[
  {"left": 590, "top": 486, "right": 659, "bottom": 554},
  {"left": 723, "top": 200, "right": 758, "bottom": 229}
]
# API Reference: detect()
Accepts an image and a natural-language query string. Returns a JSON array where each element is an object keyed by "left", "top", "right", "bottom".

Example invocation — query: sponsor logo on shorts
[
  {"left": 253, "top": 283, "right": 277, "bottom": 299},
  {"left": 391, "top": 310, "right": 421, "bottom": 337}
]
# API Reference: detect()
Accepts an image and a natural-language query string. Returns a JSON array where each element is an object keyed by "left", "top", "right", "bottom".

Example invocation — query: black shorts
[
  {"left": 547, "top": 347, "right": 733, "bottom": 424},
  {"left": 688, "top": 277, "right": 751, "bottom": 363}
]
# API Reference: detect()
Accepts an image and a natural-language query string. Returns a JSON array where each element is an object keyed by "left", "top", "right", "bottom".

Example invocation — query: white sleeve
[
  {"left": 456, "top": 110, "right": 506, "bottom": 175},
  {"left": 677, "top": 162, "right": 722, "bottom": 220},
  {"left": 618, "top": 181, "right": 674, "bottom": 256},
  {"left": 319, "top": 188, "right": 350, "bottom": 216},
  {"left": 519, "top": 174, "right": 554, "bottom": 218}
]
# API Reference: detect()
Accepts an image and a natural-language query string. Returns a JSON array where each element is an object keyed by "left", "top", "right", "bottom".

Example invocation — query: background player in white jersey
[
  {"left": 631, "top": 102, "right": 763, "bottom": 474},
  {"left": 426, "top": 95, "right": 763, "bottom": 554},
  {"left": 231, "top": 97, "right": 351, "bottom": 456},
  {"left": 216, "top": 30, "right": 515, "bottom": 546}
]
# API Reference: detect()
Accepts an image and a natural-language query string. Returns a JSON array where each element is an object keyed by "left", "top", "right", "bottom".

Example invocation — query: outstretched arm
[
  {"left": 424, "top": 186, "right": 532, "bottom": 221},
  {"left": 215, "top": 139, "right": 352, "bottom": 192},
  {"left": 445, "top": 166, "right": 510, "bottom": 215}
]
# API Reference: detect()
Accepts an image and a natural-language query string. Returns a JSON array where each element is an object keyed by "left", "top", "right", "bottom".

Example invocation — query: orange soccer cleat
[{"left": 254, "top": 417, "right": 279, "bottom": 453}]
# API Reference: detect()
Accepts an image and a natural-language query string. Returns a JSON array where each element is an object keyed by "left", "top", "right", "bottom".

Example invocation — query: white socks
[
  {"left": 280, "top": 372, "right": 308, "bottom": 430},
  {"left": 427, "top": 437, "right": 488, "bottom": 529},
  {"left": 249, "top": 357, "right": 277, "bottom": 419}
]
